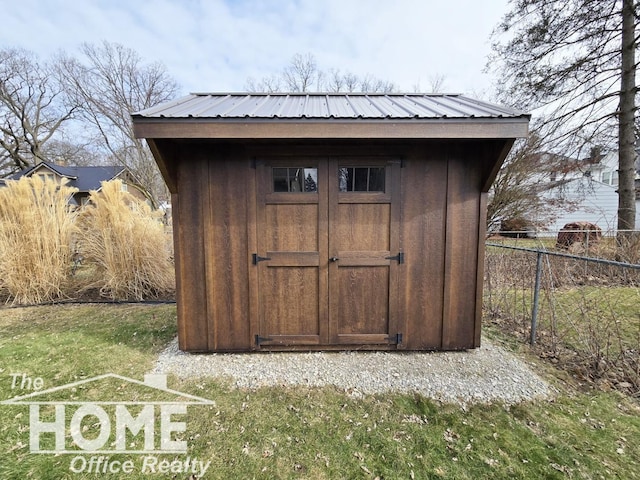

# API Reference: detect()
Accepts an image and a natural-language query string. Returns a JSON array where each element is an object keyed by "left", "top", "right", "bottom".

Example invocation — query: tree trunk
[{"left": 617, "top": 0, "right": 637, "bottom": 237}]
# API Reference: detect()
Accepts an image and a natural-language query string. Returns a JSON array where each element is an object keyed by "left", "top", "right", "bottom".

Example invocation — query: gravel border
[{"left": 153, "top": 337, "right": 556, "bottom": 405}]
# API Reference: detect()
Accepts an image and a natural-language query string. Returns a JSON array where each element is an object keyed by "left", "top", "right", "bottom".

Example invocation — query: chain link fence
[{"left": 483, "top": 231, "right": 640, "bottom": 396}]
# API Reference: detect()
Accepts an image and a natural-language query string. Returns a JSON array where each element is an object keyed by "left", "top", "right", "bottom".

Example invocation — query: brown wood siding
[
  {"left": 165, "top": 139, "right": 512, "bottom": 352},
  {"left": 174, "top": 150, "right": 252, "bottom": 352},
  {"left": 442, "top": 147, "right": 483, "bottom": 349},
  {"left": 401, "top": 150, "right": 448, "bottom": 350},
  {"left": 174, "top": 156, "right": 209, "bottom": 351},
  {"left": 205, "top": 156, "right": 251, "bottom": 351}
]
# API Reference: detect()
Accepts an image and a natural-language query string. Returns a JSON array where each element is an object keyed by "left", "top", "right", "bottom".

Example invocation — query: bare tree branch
[
  {"left": 55, "top": 42, "right": 180, "bottom": 205},
  {"left": 490, "top": 0, "right": 638, "bottom": 232},
  {"left": 245, "top": 52, "right": 397, "bottom": 93},
  {"left": 0, "top": 48, "right": 77, "bottom": 175}
]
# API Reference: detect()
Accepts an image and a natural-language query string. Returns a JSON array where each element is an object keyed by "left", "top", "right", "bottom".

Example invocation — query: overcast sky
[{"left": 0, "top": 0, "right": 510, "bottom": 98}]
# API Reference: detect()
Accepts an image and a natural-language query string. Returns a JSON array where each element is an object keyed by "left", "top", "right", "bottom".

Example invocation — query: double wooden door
[{"left": 254, "top": 158, "right": 402, "bottom": 348}]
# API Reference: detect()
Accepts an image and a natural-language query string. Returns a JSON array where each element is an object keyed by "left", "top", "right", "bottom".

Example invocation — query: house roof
[
  {"left": 5, "top": 162, "right": 125, "bottom": 192},
  {"left": 132, "top": 92, "right": 530, "bottom": 140}
]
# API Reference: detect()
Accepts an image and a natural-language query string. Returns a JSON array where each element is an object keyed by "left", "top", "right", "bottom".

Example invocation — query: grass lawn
[
  {"left": 485, "top": 285, "right": 640, "bottom": 357},
  {"left": 1, "top": 304, "right": 639, "bottom": 479}
]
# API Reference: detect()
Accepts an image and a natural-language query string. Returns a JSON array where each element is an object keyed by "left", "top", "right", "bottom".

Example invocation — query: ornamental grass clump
[
  {"left": 0, "top": 176, "right": 78, "bottom": 304},
  {"left": 78, "top": 179, "right": 174, "bottom": 300}
]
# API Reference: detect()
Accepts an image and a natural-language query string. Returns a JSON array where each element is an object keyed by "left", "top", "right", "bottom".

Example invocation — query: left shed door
[{"left": 254, "top": 160, "right": 329, "bottom": 346}]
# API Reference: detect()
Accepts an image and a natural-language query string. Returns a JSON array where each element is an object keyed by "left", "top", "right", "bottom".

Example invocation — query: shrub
[
  {"left": 78, "top": 180, "right": 174, "bottom": 300},
  {"left": 0, "top": 176, "right": 78, "bottom": 304}
]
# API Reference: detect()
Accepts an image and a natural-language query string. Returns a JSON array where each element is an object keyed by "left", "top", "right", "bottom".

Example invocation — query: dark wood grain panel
[
  {"left": 337, "top": 192, "right": 391, "bottom": 204},
  {"left": 442, "top": 146, "right": 482, "bottom": 349},
  {"left": 260, "top": 335, "right": 321, "bottom": 345},
  {"left": 265, "top": 251, "right": 320, "bottom": 266},
  {"left": 262, "top": 267, "right": 320, "bottom": 336},
  {"left": 336, "top": 266, "right": 389, "bottom": 335},
  {"left": 174, "top": 156, "right": 209, "bottom": 351},
  {"left": 401, "top": 152, "right": 448, "bottom": 349},
  {"left": 265, "top": 204, "right": 319, "bottom": 251},
  {"left": 335, "top": 251, "right": 392, "bottom": 266},
  {"left": 334, "top": 203, "right": 390, "bottom": 251},
  {"left": 388, "top": 161, "right": 403, "bottom": 348},
  {"left": 336, "top": 334, "right": 393, "bottom": 344},
  {"left": 206, "top": 156, "right": 251, "bottom": 351}
]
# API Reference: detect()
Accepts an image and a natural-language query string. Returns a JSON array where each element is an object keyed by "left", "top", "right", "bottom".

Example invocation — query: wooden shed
[{"left": 132, "top": 93, "right": 529, "bottom": 352}]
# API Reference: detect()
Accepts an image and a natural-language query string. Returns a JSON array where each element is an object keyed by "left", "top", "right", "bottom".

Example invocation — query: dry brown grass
[
  {"left": 78, "top": 180, "right": 174, "bottom": 300},
  {"left": 0, "top": 176, "right": 78, "bottom": 304},
  {"left": 616, "top": 233, "right": 640, "bottom": 264},
  {"left": 484, "top": 245, "right": 640, "bottom": 394}
]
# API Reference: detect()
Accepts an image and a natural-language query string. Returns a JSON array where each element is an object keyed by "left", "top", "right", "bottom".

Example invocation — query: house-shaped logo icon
[{"left": 1, "top": 373, "right": 214, "bottom": 454}]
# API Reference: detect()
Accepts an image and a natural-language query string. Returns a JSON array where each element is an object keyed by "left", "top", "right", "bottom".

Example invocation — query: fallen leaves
[{"left": 443, "top": 428, "right": 460, "bottom": 444}]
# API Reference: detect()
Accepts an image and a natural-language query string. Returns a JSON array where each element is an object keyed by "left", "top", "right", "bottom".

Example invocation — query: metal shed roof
[
  {"left": 134, "top": 93, "right": 526, "bottom": 120},
  {"left": 132, "top": 93, "right": 530, "bottom": 140}
]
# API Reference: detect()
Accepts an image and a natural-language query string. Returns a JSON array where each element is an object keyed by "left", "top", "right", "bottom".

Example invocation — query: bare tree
[
  {"left": 487, "top": 131, "right": 560, "bottom": 231},
  {"left": 0, "top": 48, "right": 77, "bottom": 175},
  {"left": 490, "top": 0, "right": 638, "bottom": 234},
  {"left": 428, "top": 74, "right": 447, "bottom": 93},
  {"left": 283, "top": 53, "right": 319, "bottom": 92},
  {"left": 56, "top": 42, "right": 180, "bottom": 205},
  {"left": 326, "top": 68, "right": 345, "bottom": 92},
  {"left": 245, "top": 74, "right": 283, "bottom": 93},
  {"left": 41, "top": 138, "right": 103, "bottom": 167},
  {"left": 342, "top": 72, "right": 360, "bottom": 92},
  {"left": 245, "top": 52, "right": 397, "bottom": 93}
]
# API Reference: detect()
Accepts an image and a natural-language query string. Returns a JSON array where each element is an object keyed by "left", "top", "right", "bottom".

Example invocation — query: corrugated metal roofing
[{"left": 133, "top": 93, "right": 526, "bottom": 120}]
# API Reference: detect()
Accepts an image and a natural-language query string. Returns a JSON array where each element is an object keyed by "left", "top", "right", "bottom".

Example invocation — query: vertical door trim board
[
  {"left": 388, "top": 160, "right": 404, "bottom": 349},
  {"left": 203, "top": 158, "right": 216, "bottom": 350},
  {"left": 247, "top": 158, "right": 260, "bottom": 350},
  {"left": 441, "top": 153, "right": 453, "bottom": 349}
]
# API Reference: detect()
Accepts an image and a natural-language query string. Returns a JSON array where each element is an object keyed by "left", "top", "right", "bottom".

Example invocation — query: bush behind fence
[{"left": 484, "top": 232, "right": 640, "bottom": 395}]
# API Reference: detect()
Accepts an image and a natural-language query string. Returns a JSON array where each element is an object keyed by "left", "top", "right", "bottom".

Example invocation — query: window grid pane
[
  {"left": 338, "top": 166, "right": 385, "bottom": 192},
  {"left": 273, "top": 167, "right": 317, "bottom": 193}
]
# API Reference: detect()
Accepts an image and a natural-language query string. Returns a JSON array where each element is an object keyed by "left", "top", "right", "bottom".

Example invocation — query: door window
[
  {"left": 273, "top": 167, "right": 318, "bottom": 192},
  {"left": 338, "top": 167, "right": 385, "bottom": 192}
]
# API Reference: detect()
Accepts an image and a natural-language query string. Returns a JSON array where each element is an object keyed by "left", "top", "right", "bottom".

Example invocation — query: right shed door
[{"left": 328, "top": 159, "right": 403, "bottom": 346}]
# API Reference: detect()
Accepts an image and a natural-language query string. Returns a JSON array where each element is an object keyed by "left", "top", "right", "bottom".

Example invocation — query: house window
[
  {"left": 338, "top": 167, "right": 385, "bottom": 192},
  {"left": 273, "top": 167, "right": 317, "bottom": 192},
  {"left": 37, "top": 173, "right": 55, "bottom": 182},
  {"left": 601, "top": 171, "right": 618, "bottom": 186}
]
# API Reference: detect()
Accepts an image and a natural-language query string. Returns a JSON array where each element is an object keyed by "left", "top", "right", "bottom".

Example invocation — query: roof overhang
[{"left": 133, "top": 118, "right": 529, "bottom": 140}]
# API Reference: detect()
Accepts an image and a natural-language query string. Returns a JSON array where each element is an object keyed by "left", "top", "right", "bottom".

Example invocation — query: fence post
[{"left": 530, "top": 251, "right": 543, "bottom": 346}]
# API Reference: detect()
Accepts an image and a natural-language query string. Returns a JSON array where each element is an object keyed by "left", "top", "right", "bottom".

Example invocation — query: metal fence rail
[{"left": 483, "top": 238, "right": 640, "bottom": 393}]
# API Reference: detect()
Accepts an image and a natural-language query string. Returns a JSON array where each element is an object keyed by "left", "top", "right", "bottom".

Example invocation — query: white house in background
[
  {"left": 536, "top": 151, "right": 640, "bottom": 234},
  {"left": 539, "top": 177, "right": 619, "bottom": 232}
]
